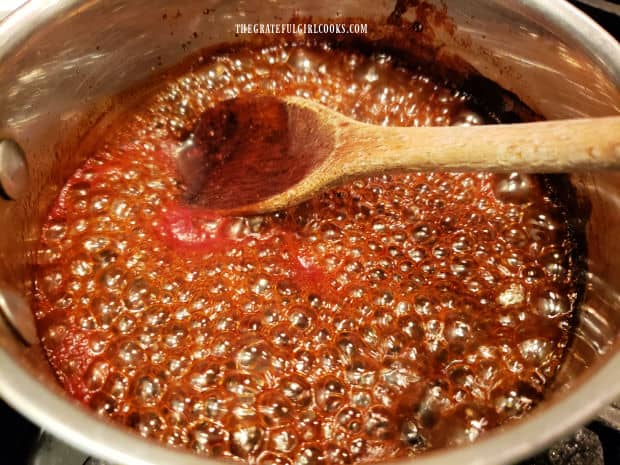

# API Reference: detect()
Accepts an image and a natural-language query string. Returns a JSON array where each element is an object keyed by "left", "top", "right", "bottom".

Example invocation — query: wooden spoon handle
[{"left": 337, "top": 116, "right": 620, "bottom": 174}]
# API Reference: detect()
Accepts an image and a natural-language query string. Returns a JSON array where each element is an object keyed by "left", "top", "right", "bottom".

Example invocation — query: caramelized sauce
[
  {"left": 177, "top": 96, "right": 310, "bottom": 211},
  {"left": 34, "top": 41, "right": 579, "bottom": 463}
]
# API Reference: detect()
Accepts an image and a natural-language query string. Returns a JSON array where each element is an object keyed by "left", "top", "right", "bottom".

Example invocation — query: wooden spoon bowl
[{"left": 176, "top": 96, "right": 620, "bottom": 215}]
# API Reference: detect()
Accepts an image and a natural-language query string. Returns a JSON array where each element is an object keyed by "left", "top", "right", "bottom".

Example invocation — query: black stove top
[{"left": 2, "top": 2, "right": 619, "bottom": 465}]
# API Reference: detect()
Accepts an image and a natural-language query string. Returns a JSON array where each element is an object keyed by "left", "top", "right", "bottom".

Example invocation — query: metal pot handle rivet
[
  {"left": 0, "top": 285, "right": 38, "bottom": 346},
  {"left": 0, "top": 138, "right": 30, "bottom": 200}
]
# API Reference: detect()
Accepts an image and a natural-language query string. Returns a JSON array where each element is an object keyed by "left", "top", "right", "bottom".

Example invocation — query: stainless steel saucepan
[{"left": 0, "top": 1, "right": 619, "bottom": 464}]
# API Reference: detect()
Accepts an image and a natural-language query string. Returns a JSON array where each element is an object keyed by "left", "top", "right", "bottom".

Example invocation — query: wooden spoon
[{"left": 176, "top": 95, "right": 620, "bottom": 214}]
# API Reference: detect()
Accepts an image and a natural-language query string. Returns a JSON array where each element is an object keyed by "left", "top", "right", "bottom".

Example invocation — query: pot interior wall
[{"left": 0, "top": 0, "right": 619, "bottom": 458}]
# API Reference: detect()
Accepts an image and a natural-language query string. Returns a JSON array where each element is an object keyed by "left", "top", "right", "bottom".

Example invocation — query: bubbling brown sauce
[{"left": 34, "top": 40, "right": 580, "bottom": 463}]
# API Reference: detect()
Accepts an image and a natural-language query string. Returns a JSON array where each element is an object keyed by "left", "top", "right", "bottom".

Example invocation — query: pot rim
[{"left": 1, "top": 1, "right": 619, "bottom": 465}]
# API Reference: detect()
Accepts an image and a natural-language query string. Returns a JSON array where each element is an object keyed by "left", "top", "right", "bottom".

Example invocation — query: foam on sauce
[{"left": 34, "top": 41, "right": 579, "bottom": 463}]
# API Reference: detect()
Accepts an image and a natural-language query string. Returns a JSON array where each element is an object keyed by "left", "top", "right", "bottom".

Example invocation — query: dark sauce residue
[{"left": 177, "top": 96, "right": 320, "bottom": 211}]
